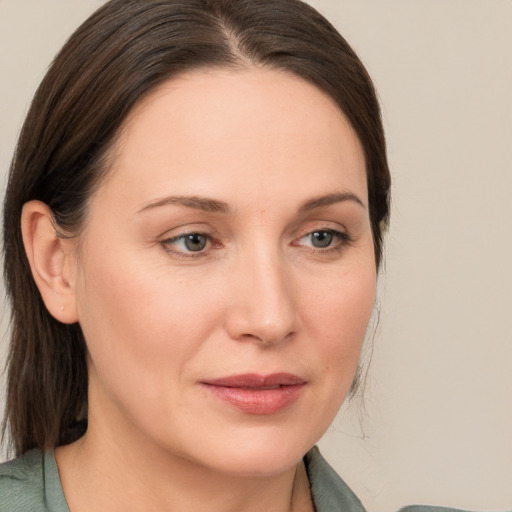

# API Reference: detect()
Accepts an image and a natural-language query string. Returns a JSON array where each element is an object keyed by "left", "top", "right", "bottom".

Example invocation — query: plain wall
[{"left": 1, "top": 1, "right": 511, "bottom": 511}]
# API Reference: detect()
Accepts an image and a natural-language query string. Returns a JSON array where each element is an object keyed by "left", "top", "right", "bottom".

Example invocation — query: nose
[{"left": 224, "top": 248, "right": 300, "bottom": 346}]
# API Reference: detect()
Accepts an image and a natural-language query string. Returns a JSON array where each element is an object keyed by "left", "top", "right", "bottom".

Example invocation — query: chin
[
  {"left": 203, "top": 447, "right": 307, "bottom": 478},
  {"left": 178, "top": 424, "right": 321, "bottom": 478}
]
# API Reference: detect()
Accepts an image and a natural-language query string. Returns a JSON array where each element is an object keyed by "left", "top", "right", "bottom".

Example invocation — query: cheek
[
  {"left": 303, "top": 260, "right": 377, "bottom": 386},
  {"left": 284, "top": 259, "right": 376, "bottom": 447},
  {"left": 74, "top": 253, "right": 222, "bottom": 436},
  {"left": 306, "top": 258, "right": 376, "bottom": 337},
  {"left": 75, "top": 245, "right": 224, "bottom": 379}
]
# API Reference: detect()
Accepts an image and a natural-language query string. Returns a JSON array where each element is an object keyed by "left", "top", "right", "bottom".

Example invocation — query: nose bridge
[{"left": 227, "top": 241, "right": 298, "bottom": 345}]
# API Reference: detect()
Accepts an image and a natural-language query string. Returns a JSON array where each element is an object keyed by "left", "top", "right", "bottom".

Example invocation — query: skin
[{"left": 24, "top": 67, "right": 376, "bottom": 511}]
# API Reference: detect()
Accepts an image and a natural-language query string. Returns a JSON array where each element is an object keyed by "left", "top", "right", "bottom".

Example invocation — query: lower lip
[{"left": 202, "top": 383, "right": 305, "bottom": 415}]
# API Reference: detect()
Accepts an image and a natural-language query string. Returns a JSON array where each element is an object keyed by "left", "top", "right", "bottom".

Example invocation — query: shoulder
[
  {"left": 400, "top": 507, "right": 479, "bottom": 512},
  {"left": 0, "top": 449, "right": 48, "bottom": 511},
  {"left": 306, "top": 448, "right": 480, "bottom": 512},
  {"left": 305, "top": 445, "right": 366, "bottom": 512}
]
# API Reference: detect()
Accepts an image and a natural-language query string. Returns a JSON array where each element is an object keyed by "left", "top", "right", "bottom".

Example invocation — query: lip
[{"left": 201, "top": 373, "right": 307, "bottom": 415}]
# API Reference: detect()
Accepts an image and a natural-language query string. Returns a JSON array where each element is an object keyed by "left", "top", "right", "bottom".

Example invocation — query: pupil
[
  {"left": 185, "top": 234, "right": 207, "bottom": 251},
  {"left": 312, "top": 231, "right": 333, "bottom": 248}
]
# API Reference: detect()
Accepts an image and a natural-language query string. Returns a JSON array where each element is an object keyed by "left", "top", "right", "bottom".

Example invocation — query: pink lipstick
[{"left": 201, "top": 373, "right": 306, "bottom": 415}]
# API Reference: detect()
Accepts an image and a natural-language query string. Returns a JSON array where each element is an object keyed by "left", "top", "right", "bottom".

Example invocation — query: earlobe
[{"left": 21, "top": 200, "right": 79, "bottom": 324}]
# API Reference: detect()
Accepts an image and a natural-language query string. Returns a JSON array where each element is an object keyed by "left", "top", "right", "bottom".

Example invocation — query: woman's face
[{"left": 71, "top": 67, "right": 376, "bottom": 476}]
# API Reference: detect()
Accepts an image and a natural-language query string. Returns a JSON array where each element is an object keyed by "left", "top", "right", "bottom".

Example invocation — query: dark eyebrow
[
  {"left": 138, "top": 191, "right": 363, "bottom": 215},
  {"left": 137, "top": 195, "right": 230, "bottom": 214},
  {"left": 298, "top": 192, "right": 365, "bottom": 213}
]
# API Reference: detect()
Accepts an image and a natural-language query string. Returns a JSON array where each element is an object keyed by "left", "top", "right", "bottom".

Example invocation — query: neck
[{"left": 55, "top": 422, "right": 313, "bottom": 512}]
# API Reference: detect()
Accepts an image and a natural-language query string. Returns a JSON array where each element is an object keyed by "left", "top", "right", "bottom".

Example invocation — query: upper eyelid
[
  {"left": 294, "top": 224, "right": 350, "bottom": 240},
  {"left": 163, "top": 232, "right": 215, "bottom": 247},
  {"left": 157, "top": 223, "right": 220, "bottom": 245},
  {"left": 166, "top": 232, "right": 210, "bottom": 241},
  {"left": 160, "top": 224, "right": 350, "bottom": 241},
  {"left": 158, "top": 220, "right": 353, "bottom": 248},
  {"left": 295, "top": 228, "right": 351, "bottom": 244}
]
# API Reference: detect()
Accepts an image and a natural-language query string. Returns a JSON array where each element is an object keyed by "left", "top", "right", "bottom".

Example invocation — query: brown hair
[{"left": 2, "top": 0, "right": 390, "bottom": 457}]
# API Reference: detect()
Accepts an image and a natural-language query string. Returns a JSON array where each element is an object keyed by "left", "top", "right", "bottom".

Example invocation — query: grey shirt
[{"left": 0, "top": 446, "right": 474, "bottom": 512}]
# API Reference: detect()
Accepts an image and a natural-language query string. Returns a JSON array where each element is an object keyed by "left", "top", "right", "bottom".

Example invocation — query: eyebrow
[
  {"left": 137, "top": 195, "right": 230, "bottom": 214},
  {"left": 298, "top": 192, "right": 365, "bottom": 213},
  {"left": 137, "top": 191, "right": 365, "bottom": 215}
]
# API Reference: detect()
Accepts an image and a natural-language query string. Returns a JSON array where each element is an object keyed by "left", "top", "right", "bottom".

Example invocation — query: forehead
[{"left": 98, "top": 67, "right": 367, "bottom": 209}]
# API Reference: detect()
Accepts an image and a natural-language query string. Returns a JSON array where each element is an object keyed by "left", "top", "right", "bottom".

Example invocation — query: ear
[{"left": 21, "top": 200, "right": 79, "bottom": 324}]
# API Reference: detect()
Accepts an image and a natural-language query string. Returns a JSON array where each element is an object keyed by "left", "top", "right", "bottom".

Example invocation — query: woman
[{"left": 0, "top": 0, "right": 466, "bottom": 511}]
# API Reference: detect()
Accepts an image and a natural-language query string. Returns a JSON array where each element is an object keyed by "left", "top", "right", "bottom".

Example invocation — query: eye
[
  {"left": 296, "top": 229, "right": 350, "bottom": 251},
  {"left": 180, "top": 233, "right": 208, "bottom": 252},
  {"left": 309, "top": 230, "right": 335, "bottom": 248},
  {"left": 162, "top": 232, "right": 211, "bottom": 256}
]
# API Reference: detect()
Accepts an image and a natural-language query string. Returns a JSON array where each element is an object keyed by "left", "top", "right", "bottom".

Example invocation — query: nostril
[{"left": 234, "top": 324, "right": 296, "bottom": 347}]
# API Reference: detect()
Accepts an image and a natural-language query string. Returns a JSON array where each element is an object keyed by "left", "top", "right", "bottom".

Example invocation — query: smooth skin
[{"left": 22, "top": 67, "right": 376, "bottom": 512}]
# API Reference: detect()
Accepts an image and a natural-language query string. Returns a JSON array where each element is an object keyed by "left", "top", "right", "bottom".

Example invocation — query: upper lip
[{"left": 201, "top": 373, "right": 306, "bottom": 389}]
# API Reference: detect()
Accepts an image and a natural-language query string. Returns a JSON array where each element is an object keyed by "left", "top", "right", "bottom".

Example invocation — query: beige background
[{"left": 1, "top": 1, "right": 511, "bottom": 511}]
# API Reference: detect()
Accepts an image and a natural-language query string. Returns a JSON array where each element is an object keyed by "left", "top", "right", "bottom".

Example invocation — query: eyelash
[
  {"left": 161, "top": 228, "right": 352, "bottom": 259},
  {"left": 161, "top": 232, "right": 219, "bottom": 259},
  {"left": 294, "top": 229, "right": 353, "bottom": 254}
]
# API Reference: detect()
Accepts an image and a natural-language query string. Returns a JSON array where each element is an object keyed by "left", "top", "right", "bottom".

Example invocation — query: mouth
[{"left": 200, "top": 373, "right": 307, "bottom": 415}]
